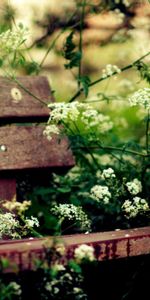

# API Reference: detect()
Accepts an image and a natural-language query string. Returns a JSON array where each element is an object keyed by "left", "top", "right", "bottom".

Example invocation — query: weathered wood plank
[
  {"left": 0, "top": 227, "right": 149, "bottom": 272},
  {"left": 0, "top": 125, "right": 74, "bottom": 171},
  {"left": 0, "top": 76, "right": 52, "bottom": 119}
]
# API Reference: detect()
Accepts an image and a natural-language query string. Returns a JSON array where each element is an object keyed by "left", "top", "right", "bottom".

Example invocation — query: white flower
[
  {"left": 52, "top": 263, "right": 66, "bottom": 272},
  {"left": 81, "top": 111, "right": 113, "bottom": 133},
  {"left": 0, "top": 25, "right": 28, "bottom": 57},
  {"left": 43, "top": 124, "right": 60, "bottom": 141},
  {"left": 122, "top": 197, "right": 149, "bottom": 218},
  {"left": 74, "top": 244, "right": 95, "bottom": 262},
  {"left": 102, "top": 64, "right": 121, "bottom": 78},
  {"left": 25, "top": 216, "right": 39, "bottom": 228},
  {"left": 101, "top": 168, "right": 116, "bottom": 179},
  {"left": 45, "top": 282, "right": 52, "bottom": 292},
  {"left": 126, "top": 178, "right": 142, "bottom": 195},
  {"left": 51, "top": 204, "right": 91, "bottom": 232},
  {"left": 9, "top": 282, "right": 22, "bottom": 296},
  {"left": 47, "top": 101, "right": 113, "bottom": 135},
  {"left": 0, "top": 213, "right": 19, "bottom": 238},
  {"left": 122, "top": 0, "right": 130, "bottom": 7},
  {"left": 129, "top": 88, "right": 150, "bottom": 110},
  {"left": 90, "top": 185, "right": 111, "bottom": 204},
  {"left": 48, "top": 101, "right": 82, "bottom": 123}
]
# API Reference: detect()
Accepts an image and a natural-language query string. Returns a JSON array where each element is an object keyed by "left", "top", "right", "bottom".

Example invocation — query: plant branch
[
  {"left": 68, "top": 51, "right": 150, "bottom": 102},
  {"left": 72, "top": 144, "right": 149, "bottom": 157},
  {"left": 146, "top": 109, "right": 150, "bottom": 154},
  {"left": 78, "top": 0, "right": 86, "bottom": 88}
]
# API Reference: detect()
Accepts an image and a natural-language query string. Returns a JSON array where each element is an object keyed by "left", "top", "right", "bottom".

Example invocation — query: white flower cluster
[
  {"left": 74, "top": 244, "right": 95, "bottom": 262},
  {"left": 81, "top": 110, "right": 113, "bottom": 133},
  {"left": 90, "top": 185, "right": 111, "bottom": 204},
  {"left": 9, "top": 282, "right": 22, "bottom": 296},
  {"left": 51, "top": 204, "right": 91, "bottom": 231},
  {"left": 0, "top": 213, "right": 19, "bottom": 238},
  {"left": 102, "top": 64, "right": 121, "bottom": 78},
  {"left": 25, "top": 216, "right": 39, "bottom": 228},
  {"left": 126, "top": 178, "right": 142, "bottom": 195},
  {"left": 129, "top": 88, "right": 150, "bottom": 110},
  {"left": 45, "top": 101, "right": 113, "bottom": 140},
  {"left": 48, "top": 101, "right": 84, "bottom": 123},
  {"left": 0, "top": 25, "right": 28, "bottom": 57},
  {"left": 45, "top": 264, "right": 86, "bottom": 298},
  {"left": 122, "top": 197, "right": 149, "bottom": 218},
  {"left": 2, "top": 198, "right": 31, "bottom": 215},
  {"left": 115, "top": 0, "right": 130, "bottom": 7},
  {"left": 101, "top": 168, "right": 116, "bottom": 179},
  {"left": 43, "top": 124, "right": 60, "bottom": 141}
]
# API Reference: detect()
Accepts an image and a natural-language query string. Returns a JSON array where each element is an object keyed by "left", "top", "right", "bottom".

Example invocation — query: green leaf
[
  {"left": 24, "top": 61, "right": 40, "bottom": 74},
  {"left": 135, "top": 61, "right": 150, "bottom": 84},
  {"left": 0, "top": 258, "right": 10, "bottom": 269},
  {"left": 0, "top": 59, "right": 3, "bottom": 67},
  {"left": 63, "top": 31, "right": 81, "bottom": 69}
]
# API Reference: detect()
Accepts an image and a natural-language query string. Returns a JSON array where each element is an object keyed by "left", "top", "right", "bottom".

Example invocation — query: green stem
[
  {"left": 78, "top": 0, "right": 86, "bottom": 88},
  {"left": 146, "top": 109, "right": 150, "bottom": 154},
  {"left": 39, "top": 30, "right": 65, "bottom": 68},
  {"left": 72, "top": 144, "right": 149, "bottom": 157},
  {"left": 68, "top": 51, "right": 150, "bottom": 102}
]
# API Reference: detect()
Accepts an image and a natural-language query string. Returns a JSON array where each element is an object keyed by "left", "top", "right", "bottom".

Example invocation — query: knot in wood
[
  {"left": 0, "top": 144, "right": 7, "bottom": 152},
  {"left": 11, "top": 87, "right": 22, "bottom": 103}
]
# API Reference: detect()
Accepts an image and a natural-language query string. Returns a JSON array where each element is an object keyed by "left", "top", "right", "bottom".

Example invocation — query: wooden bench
[
  {"left": 0, "top": 76, "right": 149, "bottom": 272},
  {"left": 0, "top": 76, "right": 74, "bottom": 200}
]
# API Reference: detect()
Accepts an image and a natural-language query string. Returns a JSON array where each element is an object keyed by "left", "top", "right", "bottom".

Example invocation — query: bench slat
[
  {"left": 0, "top": 125, "right": 74, "bottom": 171},
  {"left": 0, "top": 226, "right": 149, "bottom": 272},
  {"left": 0, "top": 76, "right": 52, "bottom": 120}
]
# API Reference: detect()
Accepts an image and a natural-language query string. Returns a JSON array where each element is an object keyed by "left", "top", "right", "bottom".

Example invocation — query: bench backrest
[{"left": 0, "top": 76, "right": 74, "bottom": 200}]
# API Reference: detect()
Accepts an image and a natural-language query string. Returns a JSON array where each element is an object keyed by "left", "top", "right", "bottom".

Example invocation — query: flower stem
[
  {"left": 146, "top": 109, "right": 150, "bottom": 154},
  {"left": 72, "top": 144, "right": 149, "bottom": 157},
  {"left": 78, "top": 0, "right": 86, "bottom": 88}
]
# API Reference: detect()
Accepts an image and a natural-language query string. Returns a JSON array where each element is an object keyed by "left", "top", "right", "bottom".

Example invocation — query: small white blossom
[
  {"left": 101, "top": 168, "right": 116, "bottom": 179},
  {"left": 45, "top": 282, "right": 52, "bottom": 292},
  {"left": 43, "top": 124, "right": 60, "bottom": 141},
  {"left": 122, "top": 0, "right": 130, "bottom": 7},
  {"left": 52, "top": 263, "right": 66, "bottom": 272},
  {"left": 25, "top": 216, "right": 39, "bottom": 228},
  {"left": 129, "top": 88, "right": 150, "bottom": 110},
  {"left": 74, "top": 244, "right": 95, "bottom": 262},
  {"left": 90, "top": 185, "right": 111, "bottom": 204},
  {"left": 126, "top": 178, "right": 142, "bottom": 195},
  {"left": 102, "top": 64, "right": 121, "bottom": 78}
]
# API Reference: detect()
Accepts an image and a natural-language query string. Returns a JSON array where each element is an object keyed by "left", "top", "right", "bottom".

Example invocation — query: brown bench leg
[{"left": 0, "top": 178, "right": 16, "bottom": 201}]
